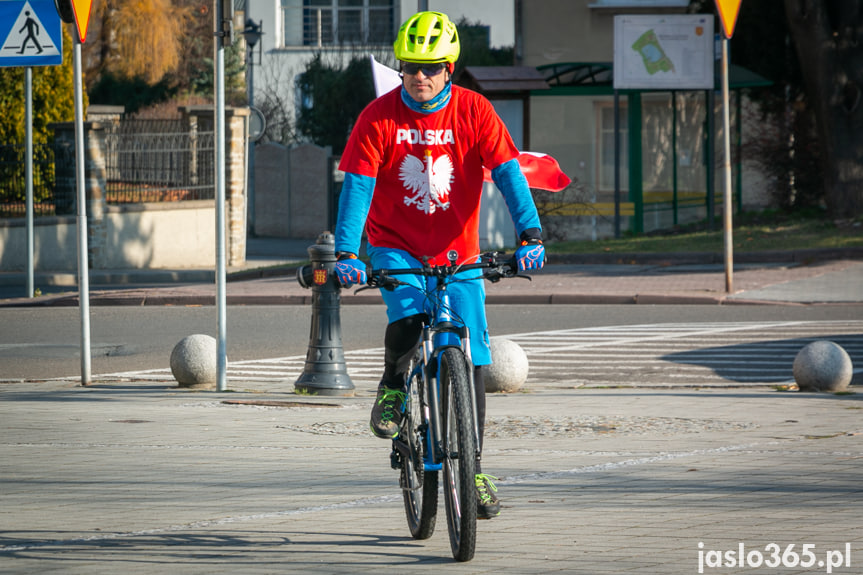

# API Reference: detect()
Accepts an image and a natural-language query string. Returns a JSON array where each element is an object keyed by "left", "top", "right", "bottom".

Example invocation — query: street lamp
[
  {"left": 242, "top": 19, "right": 263, "bottom": 236},
  {"left": 242, "top": 18, "right": 262, "bottom": 60}
]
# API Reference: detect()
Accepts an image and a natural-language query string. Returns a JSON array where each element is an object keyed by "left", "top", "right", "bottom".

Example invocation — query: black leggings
[{"left": 384, "top": 314, "right": 487, "bottom": 468}]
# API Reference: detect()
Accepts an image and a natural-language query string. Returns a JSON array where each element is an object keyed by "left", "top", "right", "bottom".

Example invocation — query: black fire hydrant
[{"left": 295, "top": 231, "right": 355, "bottom": 396}]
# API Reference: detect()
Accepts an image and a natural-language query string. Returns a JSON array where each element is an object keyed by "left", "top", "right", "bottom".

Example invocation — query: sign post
[
  {"left": 72, "top": 32, "right": 91, "bottom": 384},
  {"left": 55, "top": 0, "right": 94, "bottom": 384},
  {"left": 215, "top": 0, "right": 232, "bottom": 391},
  {"left": 25, "top": 67, "right": 33, "bottom": 297},
  {"left": 715, "top": 0, "right": 742, "bottom": 293}
]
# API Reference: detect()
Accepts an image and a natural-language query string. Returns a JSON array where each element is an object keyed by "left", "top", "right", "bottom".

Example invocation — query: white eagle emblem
[{"left": 399, "top": 150, "right": 454, "bottom": 214}]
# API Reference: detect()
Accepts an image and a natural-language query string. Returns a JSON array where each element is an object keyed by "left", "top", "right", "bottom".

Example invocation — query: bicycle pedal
[{"left": 390, "top": 449, "right": 402, "bottom": 470}]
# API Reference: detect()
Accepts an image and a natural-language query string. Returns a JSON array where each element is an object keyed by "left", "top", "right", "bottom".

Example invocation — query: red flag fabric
[{"left": 483, "top": 152, "right": 571, "bottom": 192}]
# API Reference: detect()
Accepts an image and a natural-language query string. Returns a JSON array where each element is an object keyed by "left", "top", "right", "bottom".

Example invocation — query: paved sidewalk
[
  {"left": 2, "top": 377, "right": 862, "bottom": 573},
  {"left": 2, "top": 239, "right": 862, "bottom": 572}
]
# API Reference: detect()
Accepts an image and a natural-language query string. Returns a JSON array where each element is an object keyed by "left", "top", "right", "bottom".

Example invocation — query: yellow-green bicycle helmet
[{"left": 394, "top": 11, "right": 460, "bottom": 64}]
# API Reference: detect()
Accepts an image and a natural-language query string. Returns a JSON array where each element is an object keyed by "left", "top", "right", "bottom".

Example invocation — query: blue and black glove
[
  {"left": 334, "top": 253, "right": 367, "bottom": 287},
  {"left": 515, "top": 229, "right": 545, "bottom": 272}
]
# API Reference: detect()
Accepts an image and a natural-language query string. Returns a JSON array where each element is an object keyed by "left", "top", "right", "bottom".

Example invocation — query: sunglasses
[{"left": 400, "top": 62, "right": 447, "bottom": 77}]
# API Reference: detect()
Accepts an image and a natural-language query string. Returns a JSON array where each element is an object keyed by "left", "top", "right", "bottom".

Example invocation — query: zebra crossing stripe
[{"left": 83, "top": 321, "right": 862, "bottom": 388}]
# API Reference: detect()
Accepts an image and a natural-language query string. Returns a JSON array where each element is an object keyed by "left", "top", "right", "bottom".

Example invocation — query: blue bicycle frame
[{"left": 410, "top": 270, "right": 482, "bottom": 473}]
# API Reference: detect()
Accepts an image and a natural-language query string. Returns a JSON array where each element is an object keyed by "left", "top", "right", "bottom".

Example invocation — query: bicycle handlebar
[{"left": 361, "top": 251, "right": 526, "bottom": 292}]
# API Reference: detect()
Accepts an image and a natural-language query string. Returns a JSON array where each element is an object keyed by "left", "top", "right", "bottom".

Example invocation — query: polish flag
[
  {"left": 370, "top": 56, "right": 571, "bottom": 192},
  {"left": 483, "top": 152, "right": 571, "bottom": 192}
]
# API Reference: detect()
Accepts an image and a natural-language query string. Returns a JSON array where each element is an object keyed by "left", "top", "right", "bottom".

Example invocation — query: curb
[
  {"left": 546, "top": 246, "right": 863, "bottom": 265},
  {"left": 0, "top": 292, "right": 827, "bottom": 308},
  {"left": 1, "top": 248, "right": 860, "bottom": 308}
]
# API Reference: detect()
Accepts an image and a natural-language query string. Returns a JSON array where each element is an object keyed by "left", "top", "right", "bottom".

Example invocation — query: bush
[
  {"left": 89, "top": 72, "right": 178, "bottom": 116},
  {"left": 0, "top": 25, "right": 77, "bottom": 145},
  {"left": 296, "top": 54, "right": 376, "bottom": 154}
]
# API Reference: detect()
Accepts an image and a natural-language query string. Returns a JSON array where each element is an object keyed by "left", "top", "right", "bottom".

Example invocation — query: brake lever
[
  {"left": 483, "top": 270, "right": 504, "bottom": 284},
  {"left": 362, "top": 276, "right": 405, "bottom": 292},
  {"left": 506, "top": 257, "right": 534, "bottom": 281},
  {"left": 483, "top": 266, "right": 532, "bottom": 283}
]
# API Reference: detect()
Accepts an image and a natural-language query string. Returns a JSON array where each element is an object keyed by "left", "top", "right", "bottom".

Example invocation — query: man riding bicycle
[{"left": 333, "top": 10, "right": 545, "bottom": 520}]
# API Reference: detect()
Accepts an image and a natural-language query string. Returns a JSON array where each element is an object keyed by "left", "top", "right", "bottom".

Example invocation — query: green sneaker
[
  {"left": 475, "top": 474, "right": 501, "bottom": 519},
  {"left": 370, "top": 384, "right": 406, "bottom": 439}
]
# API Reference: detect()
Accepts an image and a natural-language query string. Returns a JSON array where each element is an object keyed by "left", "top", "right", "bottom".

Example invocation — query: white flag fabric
[{"left": 370, "top": 55, "right": 401, "bottom": 98}]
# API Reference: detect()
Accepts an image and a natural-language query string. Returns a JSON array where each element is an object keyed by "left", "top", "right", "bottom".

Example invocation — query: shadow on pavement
[{"left": 662, "top": 333, "right": 863, "bottom": 386}]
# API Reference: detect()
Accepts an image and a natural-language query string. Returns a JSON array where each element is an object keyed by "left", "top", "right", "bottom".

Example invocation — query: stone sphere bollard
[
  {"left": 482, "top": 338, "right": 529, "bottom": 393},
  {"left": 792, "top": 340, "right": 853, "bottom": 392},
  {"left": 170, "top": 334, "right": 219, "bottom": 389}
]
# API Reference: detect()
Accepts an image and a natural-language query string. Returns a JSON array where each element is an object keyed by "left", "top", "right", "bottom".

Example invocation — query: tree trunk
[{"left": 784, "top": 0, "right": 863, "bottom": 218}]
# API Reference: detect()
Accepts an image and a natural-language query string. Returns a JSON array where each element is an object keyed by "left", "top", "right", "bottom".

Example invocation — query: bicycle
[{"left": 359, "top": 249, "right": 525, "bottom": 562}]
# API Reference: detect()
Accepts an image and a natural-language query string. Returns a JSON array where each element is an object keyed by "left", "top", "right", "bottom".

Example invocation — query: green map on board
[{"left": 632, "top": 29, "right": 675, "bottom": 75}]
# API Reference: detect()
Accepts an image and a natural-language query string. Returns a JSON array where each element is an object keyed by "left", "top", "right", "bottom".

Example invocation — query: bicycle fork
[
  {"left": 390, "top": 332, "right": 443, "bottom": 475},
  {"left": 421, "top": 328, "right": 445, "bottom": 472},
  {"left": 424, "top": 324, "right": 482, "bottom": 469}
]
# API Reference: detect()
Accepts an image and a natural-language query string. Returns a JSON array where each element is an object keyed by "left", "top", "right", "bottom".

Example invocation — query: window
[
  {"left": 588, "top": 0, "right": 689, "bottom": 8},
  {"left": 597, "top": 102, "right": 629, "bottom": 192},
  {"left": 597, "top": 93, "right": 708, "bottom": 195},
  {"left": 282, "top": 0, "right": 394, "bottom": 47}
]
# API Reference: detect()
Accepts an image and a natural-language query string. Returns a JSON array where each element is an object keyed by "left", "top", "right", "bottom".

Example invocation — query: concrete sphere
[
  {"left": 483, "top": 338, "right": 529, "bottom": 393},
  {"left": 170, "top": 334, "right": 219, "bottom": 389},
  {"left": 793, "top": 340, "right": 853, "bottom": 392}
]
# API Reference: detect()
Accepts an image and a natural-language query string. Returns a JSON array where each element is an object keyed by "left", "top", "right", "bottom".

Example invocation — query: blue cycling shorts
[{"left": 367, "top": 245, "right": 491, "bottom": 366}]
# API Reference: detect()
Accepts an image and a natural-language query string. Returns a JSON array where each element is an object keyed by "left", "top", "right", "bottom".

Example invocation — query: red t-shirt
[{"left": 339, "top": 85, "right": 519, "bottom": 266}]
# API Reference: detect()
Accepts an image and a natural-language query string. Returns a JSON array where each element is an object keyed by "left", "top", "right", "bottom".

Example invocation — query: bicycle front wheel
[
  {"left": 440, "top": 347, "right": 477, "bottom": 562},
  {"left": 401, "top": 355, "right": 438, "bottom": 540}
]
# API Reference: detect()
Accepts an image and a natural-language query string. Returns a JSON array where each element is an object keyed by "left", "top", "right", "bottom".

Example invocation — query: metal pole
[
  {"left": 73, "top": 38, "right": 91, "bottom": 385},
  {"left": 613, "top": 90, "right": 621, "bottom": 239},
  {"left": 215, "top": 0, "right": 228, "bottom": 392},
  {"left": 247, "top": 45, "right": 255, "bottom": 236},
  {"left": 721, "top": 36, "right": 733, "bottom": 293},
  {"left": 706, "top": 88, "right": 715, "bottom": 228},
  {"left": 672, "top": 91, "right": 678, "bottom": 226},
  {"left": 25, "top": 67, "right": 34, "bottom": 298}
]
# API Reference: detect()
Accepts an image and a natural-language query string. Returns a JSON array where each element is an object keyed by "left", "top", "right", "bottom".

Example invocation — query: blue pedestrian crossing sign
[{"left": 0, "top": 0, "right": 63, "bottom": 67}]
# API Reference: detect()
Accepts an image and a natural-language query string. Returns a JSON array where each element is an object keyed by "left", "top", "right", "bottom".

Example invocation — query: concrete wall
[
  {"left": 0, "top": 108, "right": 247, "bottom": 272},
  {"left": 102, "top": 202, "right": 216, "bottom": 269},
  {"left": 180, "top": 107, "right": 249, "bottom": 267},
  {"left": 0, "top": 202, "right": 216, "bottom": 271},
  {"left": 0, "top": 218, "right": 78, "bottom": 271}
]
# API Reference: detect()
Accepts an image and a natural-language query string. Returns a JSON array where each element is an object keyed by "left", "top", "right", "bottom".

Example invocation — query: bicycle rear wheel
[
  {"left": 440, "top": 347, "right": 477, "bottom": 562},
  {"left": 401, "top": 355, "right": 438, "bottom": 540}
]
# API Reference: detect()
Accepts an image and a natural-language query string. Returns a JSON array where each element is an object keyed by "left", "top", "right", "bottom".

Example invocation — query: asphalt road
[{"left": 2, "top": 304, "right": 861, "bottom": 382}]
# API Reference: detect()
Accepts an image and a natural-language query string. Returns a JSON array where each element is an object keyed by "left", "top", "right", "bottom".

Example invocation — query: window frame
[{"left": 282, "top": 0, "right": 395, "bottom": 47}]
